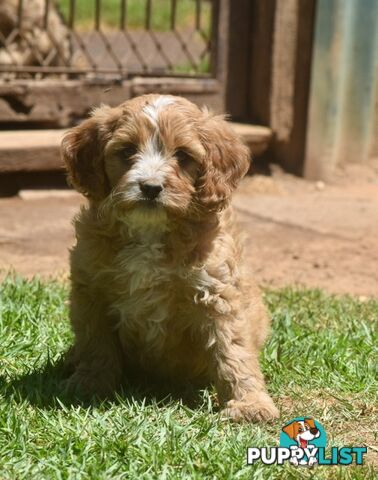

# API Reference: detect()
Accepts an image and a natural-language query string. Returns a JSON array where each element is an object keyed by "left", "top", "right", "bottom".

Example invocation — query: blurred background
[{"left": 0, "top": 0, "right": 377, "bottom": 296}]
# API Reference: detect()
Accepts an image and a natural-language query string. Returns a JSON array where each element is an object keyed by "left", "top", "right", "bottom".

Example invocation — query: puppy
[{"left": 62, "top": 94, "right": 278, "bottom": 422}]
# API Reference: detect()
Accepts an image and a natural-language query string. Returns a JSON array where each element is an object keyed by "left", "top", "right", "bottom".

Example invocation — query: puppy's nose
[
  {"left": 310, "top": 428, "right": 318, "bottom": 435},
  {"left": 139, "top": 182, "right": 163, "bottom": 200}
]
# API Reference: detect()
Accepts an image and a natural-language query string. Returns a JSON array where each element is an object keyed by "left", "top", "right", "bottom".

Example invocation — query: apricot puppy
[{"left": 62, "top": 94, "right": 278, "bottom": 422}]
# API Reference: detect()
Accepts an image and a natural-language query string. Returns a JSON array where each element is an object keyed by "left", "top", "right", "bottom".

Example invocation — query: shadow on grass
[{"left": 0, "top": 356, "right": 213, "bottom": 412}]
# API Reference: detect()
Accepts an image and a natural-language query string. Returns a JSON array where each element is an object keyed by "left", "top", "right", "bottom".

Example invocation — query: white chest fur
[
  {"left": 110, "top": 238, "right": 190, "bottom": 355},
  {"left": 104, "top": 233, "right": 230, "bottom": 359}
]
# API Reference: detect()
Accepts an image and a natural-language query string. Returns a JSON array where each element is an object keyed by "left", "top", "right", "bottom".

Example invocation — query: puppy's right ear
[{"left": 61, "top": 107, "right": 116, "bottom": 200}]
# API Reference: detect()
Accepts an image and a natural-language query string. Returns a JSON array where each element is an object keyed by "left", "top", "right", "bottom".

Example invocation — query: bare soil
[{"left": 1, "top": 164, "right": 377, "bottom": 297}]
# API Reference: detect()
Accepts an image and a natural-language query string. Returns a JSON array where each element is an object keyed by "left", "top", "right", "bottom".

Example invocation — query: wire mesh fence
[{"left": 0, "top": 0, "right": 215, "bottom": 79}]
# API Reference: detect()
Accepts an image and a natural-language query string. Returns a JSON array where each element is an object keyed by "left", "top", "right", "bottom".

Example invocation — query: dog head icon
[{"left": 282, "top": 417, "right": 320, "bottom": 449}]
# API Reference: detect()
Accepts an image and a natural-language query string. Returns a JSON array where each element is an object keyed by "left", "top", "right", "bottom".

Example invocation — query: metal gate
[
  {"left": 0, "top": 0, "right": 215, "bottom": 77},
  {"left": 0, "top": 0, "right": 226, "bottom": 127}
]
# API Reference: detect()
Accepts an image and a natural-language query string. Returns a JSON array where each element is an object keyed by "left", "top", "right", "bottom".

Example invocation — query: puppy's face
[
  {"left": 103, "top": 96, "right": 206, "bottom": 221},
  {"left": 62, "top": 95, "right": 250, "bottom": 226}
]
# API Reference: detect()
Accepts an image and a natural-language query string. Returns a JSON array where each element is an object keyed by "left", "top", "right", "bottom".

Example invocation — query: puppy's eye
[
  {"left": 120, "top": 143, "right": 138, "bottom": 161},
  {"left": 175, "top": 149, "right": 194, "bottom": 169}
]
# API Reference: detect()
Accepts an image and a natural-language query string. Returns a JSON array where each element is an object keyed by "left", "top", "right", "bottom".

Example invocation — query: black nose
[
  {"left": 139, "top": 182, "right": 163, "bottom": 200},
  {"left": 310, "top": 428, "right": 318, "bottom": 435}
]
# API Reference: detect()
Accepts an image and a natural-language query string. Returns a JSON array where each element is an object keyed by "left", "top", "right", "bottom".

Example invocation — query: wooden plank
[
  {"left": 0, "top": 129, "right": 65, "bottom": 172},
  {"left": 130, "top": 77, "right": 219, "bottom": 95},
  {"left": 231, "top": 123, "right": 272, "bottom": 156},
  {"left": 271, "top": 0, "right": 316, "bottom": 175},
  {"left": 0, "top": 80, "right": 131, "bottom": 127},
  {"left": 209, "top": 0, "right": 229, "bottom": 113},
  {"left": 226, "top": 0, "right": 316, "bottom": 174},
  {"left": 0, "top": 122, "right": 272, "bottom": 173},
  {"left": 130, "top": 77, "right": 223, "bottom": 113},
  {"left": 248, "top": 0, "right": 276, "bottom": 126},
  {"left": 0, "top": 78, "right": 221, "bottom": 128},
  {"left": 225, "top": 0, "right": 253, "bottom": 121}
]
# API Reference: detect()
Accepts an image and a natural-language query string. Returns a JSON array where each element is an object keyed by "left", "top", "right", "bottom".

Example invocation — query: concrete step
[
  {"left": 0, "top": 123, "right": 272, "bottom": 173},
  {"left": 230, "top": 123, "right": 272, "bottom": 156},
  {"left": 0, "top": 129, "right": 65, "bottom": 173}
]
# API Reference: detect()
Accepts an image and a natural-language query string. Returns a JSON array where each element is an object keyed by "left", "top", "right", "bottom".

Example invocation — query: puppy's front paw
[
  {"left": 62, "top": 368, "right": 119, "bottom": 399},
  {"left": 221, "top": 391, "right": 279, "bottom": 423}
]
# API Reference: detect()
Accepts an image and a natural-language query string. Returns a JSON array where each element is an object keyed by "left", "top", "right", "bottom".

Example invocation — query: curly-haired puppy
[{"left": 61, "top": 94, "right": 278, "bottom": 422}]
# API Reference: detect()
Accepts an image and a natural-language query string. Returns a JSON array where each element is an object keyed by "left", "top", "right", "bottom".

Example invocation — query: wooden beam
[
  {"left": 270, "top": 0, "right": 317, "bottom": 175},
  {"left": 0, "top": 77, "right": 222, "bottom": 128},
  {"left": 0, "top": 130, "right": 65, "bottom": 172},
  {"left": 247, "top": 0, "right": 276, "bottom": 126},
  {"left": 0, "top": 123, "right": 272, "bottom": 173},
  {"left": 228, "top": 0, "right": 316, "bottom": 174}
]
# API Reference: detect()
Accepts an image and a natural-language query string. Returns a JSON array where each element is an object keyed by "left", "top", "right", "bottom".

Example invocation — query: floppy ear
[
  {"left": 61, "top": 106, "right": 116, "bottom": 200},
  {"left": 197, "top": 113, "right": 250, "bottom": 211},
  {"left": 282, "top": 422, "right": 296, "bottom": 439},
  {"left": 305, "top": 418, "right": 316, "bottom": 429}
]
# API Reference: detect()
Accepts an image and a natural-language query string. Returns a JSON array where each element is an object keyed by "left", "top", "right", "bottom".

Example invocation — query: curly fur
[{"left": 61, "top": 94, "right": 278, "bottom": 422}]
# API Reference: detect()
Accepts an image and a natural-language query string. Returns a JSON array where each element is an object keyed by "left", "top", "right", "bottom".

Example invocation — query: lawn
[
  {"left": 58, "top": 0, "right": 211, "bottom": 32},
  {"left": 0, "top": 277, "right": 377, "bottom": 479}
]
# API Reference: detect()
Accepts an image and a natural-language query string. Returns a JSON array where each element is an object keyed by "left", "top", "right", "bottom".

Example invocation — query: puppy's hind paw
[{"left": 221, "top": 391, "right": 279, "bottom": 423}]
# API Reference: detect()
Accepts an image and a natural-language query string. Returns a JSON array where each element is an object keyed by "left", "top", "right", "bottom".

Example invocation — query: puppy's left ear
[{"left": 197, "top": 113, "right": 250, "bottom": 211}]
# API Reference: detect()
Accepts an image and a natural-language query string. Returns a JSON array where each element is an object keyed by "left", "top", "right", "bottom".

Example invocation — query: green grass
[
  {"left": 58, "top": 0, "right": 211, "bottom": 32},
  {"left": 0, "top": 277, "right": 377, "bottom": 479},
  {"left": 172, "top": 57, "right": 210, "bottom": 75}
]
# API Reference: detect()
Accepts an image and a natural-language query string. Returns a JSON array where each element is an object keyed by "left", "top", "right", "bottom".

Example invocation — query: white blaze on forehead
[
  {"left": 127, "top": 136, "right": 167, "bottom": 186},
  {"left": 124, "top": 96, "right": 175, "bottom": 202},
  {"left": 142, "top": 95, "right": 175, "bottom": 126}
]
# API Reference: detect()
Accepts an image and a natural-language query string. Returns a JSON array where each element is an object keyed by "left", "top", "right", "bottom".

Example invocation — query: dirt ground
[{"left": 1, "top": 164, "right": 377, "bottom": 297}]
